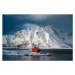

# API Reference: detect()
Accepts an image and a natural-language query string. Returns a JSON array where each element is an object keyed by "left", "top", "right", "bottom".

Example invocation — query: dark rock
[
  {"left": 38, "top": 49, "right": 40, "bottom": 52},
  {"left": 3, "top": 54, "right": 6, "bottom": 56},
  {"left": 17, "top": 53, "right": 19, "bottom": 54},
  {"left": 31, "top": 55, "right": 33, "bottom": 56},
  {"left": 24, "top": 54, "right": 29, "bottom": 56}
]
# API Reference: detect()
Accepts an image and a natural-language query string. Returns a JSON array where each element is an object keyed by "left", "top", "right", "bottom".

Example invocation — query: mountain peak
[{"left": 3, "top": 25, "right": 73, "bottom": 48}]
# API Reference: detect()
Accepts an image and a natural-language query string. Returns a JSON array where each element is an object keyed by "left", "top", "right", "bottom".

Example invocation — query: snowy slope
[
  {"left": 2, "top": 25, "right": 73, "bottom": 48},
  {"left": 3, "top": 49, "right": 53, "bottom": 56}
]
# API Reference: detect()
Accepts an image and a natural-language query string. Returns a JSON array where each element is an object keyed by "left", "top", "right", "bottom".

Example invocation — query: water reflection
[
  {"left": 3, "top": 49, "right": 72, "bottom": 61},
  {"left": 32, "top": 56, "right": 37, "bottom": 60}
]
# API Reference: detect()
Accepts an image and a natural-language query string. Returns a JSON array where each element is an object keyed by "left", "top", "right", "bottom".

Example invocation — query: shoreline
[{"left": 3, "top": 47, "right": 73, "bottom": 49}]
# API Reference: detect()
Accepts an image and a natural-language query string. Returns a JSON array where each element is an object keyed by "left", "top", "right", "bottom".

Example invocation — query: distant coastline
[{"left": 3, "top": 47, "right": 73, "bottom": 49}]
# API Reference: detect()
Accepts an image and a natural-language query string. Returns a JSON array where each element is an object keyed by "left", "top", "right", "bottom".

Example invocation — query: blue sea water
[{"left": 3, "top": 48, "right": 73, "bottom": 61}]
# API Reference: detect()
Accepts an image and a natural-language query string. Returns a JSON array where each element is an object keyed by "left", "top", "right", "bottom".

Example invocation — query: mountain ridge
[{"left": 3, "top": 25, "right": 73, "bottom": 49}]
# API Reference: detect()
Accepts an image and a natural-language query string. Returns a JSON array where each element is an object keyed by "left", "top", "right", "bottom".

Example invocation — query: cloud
[
  {"left": 26, "top": 15, "right": 49, "bottom": 21},
  {"left": 12, "top": 15, "right": 49, "bottom": 21},
  {"left": 24, "top": 23, "right": 38, "bottom": 28},
  {"left": 19, "top": 23, "right": 39, "bottom": 29}
]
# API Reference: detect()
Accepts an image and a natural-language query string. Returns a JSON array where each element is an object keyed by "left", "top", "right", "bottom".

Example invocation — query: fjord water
[{"left": 3, "top": 48, "right": 73, "bottom": 61}]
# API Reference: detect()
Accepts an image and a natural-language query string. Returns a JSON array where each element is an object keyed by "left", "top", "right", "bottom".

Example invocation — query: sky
[{"left": 3, "top": 14, "right": 73, "bottom": 35}]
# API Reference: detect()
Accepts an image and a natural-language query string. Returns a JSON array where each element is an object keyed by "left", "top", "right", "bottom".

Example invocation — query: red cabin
[
  {"left": 32, "top": 47, "right": 40, "bottom": 52},
  {"left": 32, "top": 47, "right": 38, "bottom": 52}
]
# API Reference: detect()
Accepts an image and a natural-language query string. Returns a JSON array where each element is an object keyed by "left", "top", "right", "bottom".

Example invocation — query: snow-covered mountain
[{"left": 3, "top": 25, "right": 73, "bottom": 49}]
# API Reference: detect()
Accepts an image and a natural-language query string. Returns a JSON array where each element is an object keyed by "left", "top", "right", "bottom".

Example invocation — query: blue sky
[{"left": 3, "top": 14, "right": 73, "bottom": 35}]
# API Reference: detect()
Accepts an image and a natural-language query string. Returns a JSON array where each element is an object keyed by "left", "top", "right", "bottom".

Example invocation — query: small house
[{"left": 32, "top": 47, "right": 40, "bottom": 52}]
